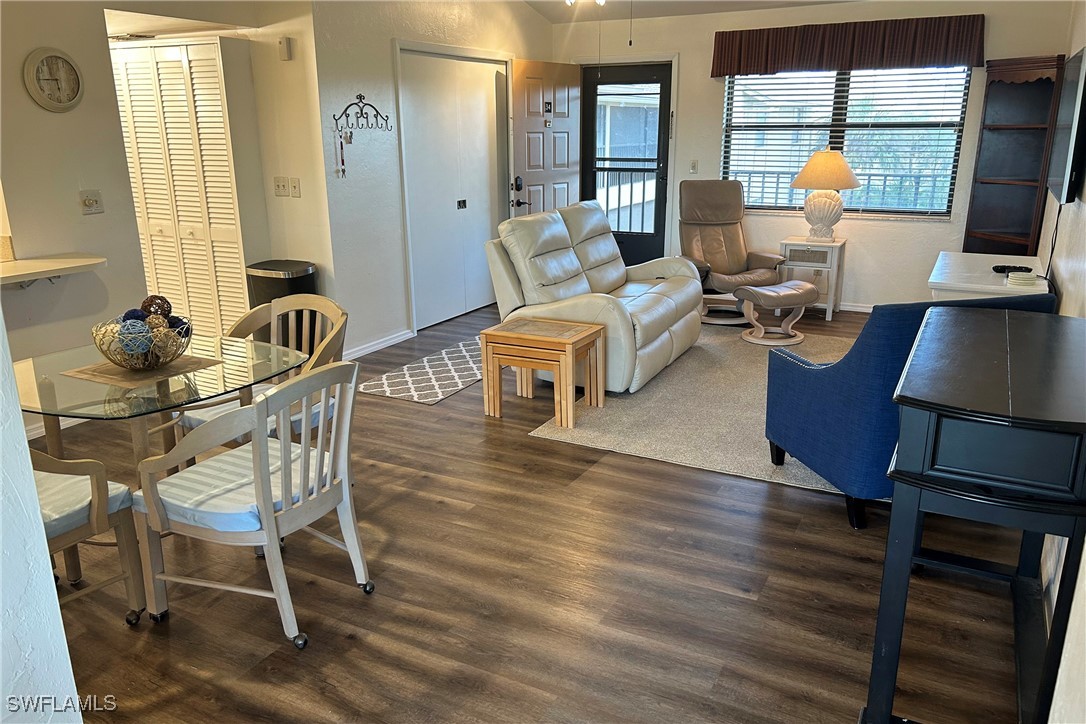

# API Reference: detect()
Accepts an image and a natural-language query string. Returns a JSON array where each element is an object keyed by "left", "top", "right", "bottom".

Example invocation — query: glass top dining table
[{"left": 14, "top": 336, "right": 309, "bottom": 420}]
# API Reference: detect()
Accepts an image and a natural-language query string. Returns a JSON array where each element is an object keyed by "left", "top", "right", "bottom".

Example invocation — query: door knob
[{"left": 513, "top": 199, "right": 532, "bottom": 208}]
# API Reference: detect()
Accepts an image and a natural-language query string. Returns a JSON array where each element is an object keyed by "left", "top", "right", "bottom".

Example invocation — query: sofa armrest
[
  {"left": 626, "top": 256, "right": 699, "bottom": 281},
  {"left": 748, "top": 252, "right": 786, "bottom": 270},
  {"left": 507, "top": 293, "right": 637, "bottom": 392}
]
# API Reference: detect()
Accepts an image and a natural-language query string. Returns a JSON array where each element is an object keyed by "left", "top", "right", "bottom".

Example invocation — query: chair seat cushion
[
  {"left": 612, "top": 277, "right": 703, "bottom": 348},
  {"left": 707, "top": 267, "right": 778, "bottom": 293},
  {"left": 35, "top": 471, "right": 132, "bottom": 540},
  {"left": 178, "top": 383, "right": 333, "bottom": 438},
  {"left": 131, "top": 442, "right": 328, "bottom": 533}
]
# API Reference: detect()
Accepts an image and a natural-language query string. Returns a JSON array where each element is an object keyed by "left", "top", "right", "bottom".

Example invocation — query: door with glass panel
[{"left": 581, "top": 63, "right": 672, "bottom": 265}]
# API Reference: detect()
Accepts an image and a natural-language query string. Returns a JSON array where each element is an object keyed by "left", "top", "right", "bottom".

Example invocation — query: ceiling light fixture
[{"left": 565, "top": 0, "right": 606, "bottom": 5}]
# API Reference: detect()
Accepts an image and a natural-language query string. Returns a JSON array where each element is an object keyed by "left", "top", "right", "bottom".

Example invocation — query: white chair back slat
[
  {"left": 251, "top": 362, "right": 359, "bottom": 528},
  {"left": 298, "top": 393, "right": 312, "bottom": 502},
  {"left": 279, "top": 407, "right": 293, "bottom": 509},
  {"left": 314, "top": 386, "right": 331, "bottom": 492}
]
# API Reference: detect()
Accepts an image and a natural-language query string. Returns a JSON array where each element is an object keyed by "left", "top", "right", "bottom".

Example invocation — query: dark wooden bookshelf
[{"left": 963, "top": 56, "right": 1064, "bottom": 256}]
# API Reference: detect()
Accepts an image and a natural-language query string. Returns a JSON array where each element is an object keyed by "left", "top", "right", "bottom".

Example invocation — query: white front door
[{"left": 400, "top": 50, "right": 505, "bottom": 330}]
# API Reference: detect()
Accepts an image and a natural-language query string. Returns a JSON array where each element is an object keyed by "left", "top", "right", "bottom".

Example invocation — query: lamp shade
[{"left": 790, "top": 150, "right": 861, "bottom": 190}]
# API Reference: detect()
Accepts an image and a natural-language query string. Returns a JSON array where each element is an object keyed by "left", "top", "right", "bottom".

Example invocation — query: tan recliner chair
[{"left": 679, "top": 180, "right": 785, "bottom": 325}]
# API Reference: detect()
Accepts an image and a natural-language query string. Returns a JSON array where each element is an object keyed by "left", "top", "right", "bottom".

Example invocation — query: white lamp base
[{"left": 803, "top": 189, "right": 843, "bottom": 240}]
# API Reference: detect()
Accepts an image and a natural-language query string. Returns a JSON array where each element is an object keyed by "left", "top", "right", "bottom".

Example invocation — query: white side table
[
  {"left": 778, "top": 237, "right": 846, "bottom": 321},
  {"left": 927, "top": 251, "right": 1049, "bottom": 300}
]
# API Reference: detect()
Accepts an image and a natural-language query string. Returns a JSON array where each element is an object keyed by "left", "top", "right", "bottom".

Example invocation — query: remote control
[{"left": 992, "top": 265, "right": 1033, "bottom": 274}]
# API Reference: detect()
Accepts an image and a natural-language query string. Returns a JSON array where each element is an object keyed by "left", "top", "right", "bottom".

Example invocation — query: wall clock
[{"left": 23, "top": 47, "right": 84, "bottom": 112}]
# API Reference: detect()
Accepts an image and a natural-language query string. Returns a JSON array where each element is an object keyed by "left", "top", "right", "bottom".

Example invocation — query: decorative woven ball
[
  {"left": 92, "top": 313, "right": 190, "bottom": 370},
  {"left": 141, "top": 294, "right": 173, "bottom": 317},
  {"left": 118, "top": 320, "right": 153, "bottom": 354},
  {"left": 150, "top": 327, "right": 176, "bottom": 355},
  {"left": 146, "top": 314, "right": 168, "bottom": 330},
  {"left": 122, "top": 308, "right": 149, "bottom": 322},
  {"left": 168, "top": 315, "right": 191, "bottom": 338}
]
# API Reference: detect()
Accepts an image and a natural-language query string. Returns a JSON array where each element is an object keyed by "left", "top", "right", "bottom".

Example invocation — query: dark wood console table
[{"left": 861, "top": 307, "right": 1086, "bottom": 724}]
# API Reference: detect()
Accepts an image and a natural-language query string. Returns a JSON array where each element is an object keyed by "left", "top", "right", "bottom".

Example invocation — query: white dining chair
[
  {"left": 32, "top": 450, "right": 146, "bottom": 625},
  {"left": 171, "top": 294, "right": 348, "bottom": 442},
  {"left": 133, "top": 361, "right": 371, "bottom": 649}
]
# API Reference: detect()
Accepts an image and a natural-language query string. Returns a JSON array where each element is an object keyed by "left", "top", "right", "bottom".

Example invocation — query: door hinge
[{"left": 669, "top": 111, "right": 674, "bottom": 140}]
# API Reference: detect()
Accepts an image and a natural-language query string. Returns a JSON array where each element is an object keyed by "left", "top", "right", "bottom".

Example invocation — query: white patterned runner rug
[{"left": 358, "top": 337, "right": 482, "bottom": 405}]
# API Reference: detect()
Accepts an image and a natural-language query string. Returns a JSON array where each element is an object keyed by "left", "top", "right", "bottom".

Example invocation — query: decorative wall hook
[{"left": 333, "top": 93, "right": 392, "bottom": 133}]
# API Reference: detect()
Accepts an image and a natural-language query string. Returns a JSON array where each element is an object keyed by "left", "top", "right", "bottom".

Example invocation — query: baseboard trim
[
  {"left": 839, "top": 302, "right": 874, "bottom": 313},
  {"left": 344, "top": 329, "right": 415, "bottom": 361},
  {"left": 26, "top": 417, "right": 87, "bottom": 441}
]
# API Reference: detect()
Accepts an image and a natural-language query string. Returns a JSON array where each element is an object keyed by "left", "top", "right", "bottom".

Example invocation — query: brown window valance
[{"left": 711, "top": 14, "right": 985, "bottom": 77}]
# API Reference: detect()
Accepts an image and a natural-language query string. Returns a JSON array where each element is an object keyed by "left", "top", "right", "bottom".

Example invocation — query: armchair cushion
[
  {"left": 132, "top": 441, "right": 327, "bottom": 533},
  {"left": 36, "top": 471, "right": 132, "bottom": 539},
  {"left": 708, "top": 267, "right": 778, "bottom": 293},
  {"left": 497, "top": 210, "right": 591, "bottom": 305},
  {"left": 559, "top": 201, "right": 628, "bottom": 293}
]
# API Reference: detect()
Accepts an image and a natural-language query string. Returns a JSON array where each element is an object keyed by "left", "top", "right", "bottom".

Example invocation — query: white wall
[
  {"left": 311, "top": 1, "right": 553, "bottom": 355},
  {"left": 0, "top": 302, "right": 81, "bottom": 723},
  {"left": 553, "top": 1, "right": 1079, "bottom": 309},
  {"left": 244, "top": 3, "right": 337, "bottom": 300},
  {"left": 0, "top": 1, "right": 148, "bottom": 361}
]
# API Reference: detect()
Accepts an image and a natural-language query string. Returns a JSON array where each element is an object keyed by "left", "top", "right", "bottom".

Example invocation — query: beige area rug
[{"left": 529, "top": 327, "right": 855, "bottom": 494}]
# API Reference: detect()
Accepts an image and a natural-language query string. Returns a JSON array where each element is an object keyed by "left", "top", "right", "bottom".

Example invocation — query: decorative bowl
[{"left": 92, "top": 315, "right": 192, "bottom": 370}]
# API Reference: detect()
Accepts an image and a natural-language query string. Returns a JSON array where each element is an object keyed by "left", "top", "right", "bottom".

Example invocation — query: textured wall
[
  {"left": 0, "top": 303, "right": 81, "bottom": 722},
  {"left": 552, "top": 1, "right": 1079, "bottom": 309},
  {"left": 311, "top": 1, "right": 553, "bottom": 354}
]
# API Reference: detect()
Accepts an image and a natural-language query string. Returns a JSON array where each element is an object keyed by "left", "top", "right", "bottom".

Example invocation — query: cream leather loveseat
[{"left": 485, "top": 200, "right": 702, "bottom": 393}]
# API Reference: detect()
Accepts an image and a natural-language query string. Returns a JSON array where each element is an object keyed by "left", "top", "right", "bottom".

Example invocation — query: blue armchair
[{"left": 765, "top": 294, "right": 1058, "bottom": 528}]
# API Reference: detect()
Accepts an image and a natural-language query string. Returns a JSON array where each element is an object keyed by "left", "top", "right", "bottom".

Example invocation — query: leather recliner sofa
[{"left": 485, "top": 200, "right": 702, "bottom": 393}]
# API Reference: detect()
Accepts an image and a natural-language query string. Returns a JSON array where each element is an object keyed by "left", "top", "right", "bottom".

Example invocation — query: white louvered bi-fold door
[{"left": 112, "top": 42, "right": 249, "bottom": 335}]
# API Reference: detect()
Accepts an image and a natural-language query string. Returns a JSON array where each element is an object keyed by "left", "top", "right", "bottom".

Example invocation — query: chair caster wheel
[
  {"left": 292, "top": 633, "right": 308, "bottom": 650},
  {"left": 125, "top": 610, "right": 141, "bottom": 626},
  {"left": 149, "top": 610, "right": 169, "bottom": 624},
  {"left": 360, "top": 581, "right": 375, "bottom": 595}
]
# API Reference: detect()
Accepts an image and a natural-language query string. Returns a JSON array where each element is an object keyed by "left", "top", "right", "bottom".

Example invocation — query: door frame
[
  {"left": 392, "top": 39, "right": 514, "bottom": 333},
  {"left": 570, "top": 52, "right": 680, "bottom": 257}
]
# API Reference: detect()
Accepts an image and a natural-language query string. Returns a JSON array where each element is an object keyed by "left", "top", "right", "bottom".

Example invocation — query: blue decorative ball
[
  {"left": 122, "top": 308, "right": 149, "bottom": 322},
  {"left": 119, "top": 319, "right": 153, "bottom": 354},
  {"left": 167, "top": 315, "right": 191, "bottom": 338}
]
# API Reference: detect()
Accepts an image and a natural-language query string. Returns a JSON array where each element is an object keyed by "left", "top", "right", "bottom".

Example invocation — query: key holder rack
[
  {"left": 332, "top": 93, "right": 391, "bottom": 178},
  {"left": 333, "top": 93, "right": 391, "bottom": 133}
]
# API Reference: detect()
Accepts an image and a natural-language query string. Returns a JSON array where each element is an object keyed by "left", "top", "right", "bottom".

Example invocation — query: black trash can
[
  {"left": 245, "top": 260, "right": 319, "bottom": 349},
  {"left": 245, "top": 259, "right": 318, "bottom": 307}
]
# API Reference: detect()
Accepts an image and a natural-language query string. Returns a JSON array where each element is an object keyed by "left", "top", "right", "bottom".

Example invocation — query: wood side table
[{"left": 480, "top": 318, "right": 605, "bottom": 429}]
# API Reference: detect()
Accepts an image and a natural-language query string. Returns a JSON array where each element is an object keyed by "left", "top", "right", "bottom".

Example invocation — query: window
[{"left": 721, "top": 66, "right": 971, "bottom": 215}]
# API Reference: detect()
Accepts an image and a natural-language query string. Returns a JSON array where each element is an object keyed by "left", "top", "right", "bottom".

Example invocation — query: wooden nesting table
[{"left": 480, "top": 318, "right": 605, "bottom": 429}]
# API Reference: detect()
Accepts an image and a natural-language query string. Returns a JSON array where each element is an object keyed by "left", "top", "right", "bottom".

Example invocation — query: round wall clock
[{"left": 23, "top": 47, "right": 84, "bottom": 112}]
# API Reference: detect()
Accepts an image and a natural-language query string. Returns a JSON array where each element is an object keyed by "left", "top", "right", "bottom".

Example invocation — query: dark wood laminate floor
[{"left": 40, "top": 306, "right": 1020, "bottom": 723}]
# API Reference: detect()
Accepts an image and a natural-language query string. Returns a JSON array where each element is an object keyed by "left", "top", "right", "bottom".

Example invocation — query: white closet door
[
  {"left": 188, "top": 45, "right": 248, "bottom": 332},
  {"left": 401, "top": 51, "right": 469, "bottom": 330},
  {"left": 111, "top": 41, "right": 249, "bottom": 335},
  {"left": 456, "top": 58, "right": 503, "bottom": 312},
  {"left": 400, "top": 51, "right": 505, "bottom": 330}
]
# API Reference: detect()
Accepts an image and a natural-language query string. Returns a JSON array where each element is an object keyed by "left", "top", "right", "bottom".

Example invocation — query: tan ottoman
[{"left": 733, "top": 280, "right": 819, "bottom": 346}]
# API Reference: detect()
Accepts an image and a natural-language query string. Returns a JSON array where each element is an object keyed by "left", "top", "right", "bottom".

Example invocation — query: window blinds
[{"left": 722, "top": 66, "right": 971, "bottom": 214}]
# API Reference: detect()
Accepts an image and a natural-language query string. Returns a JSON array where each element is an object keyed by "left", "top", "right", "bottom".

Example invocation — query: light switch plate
[
  {"left": 289, "top": 178, "right": 301, "bottom": 198},
  {"left": 689, "top": 160, "right": 699, "bottom": 174},
  {"left": 273, "top": 176, "right": 289, "bottom": 197},
  {"left": 79, "top": 189, "right": 103, "bottom": 215}
]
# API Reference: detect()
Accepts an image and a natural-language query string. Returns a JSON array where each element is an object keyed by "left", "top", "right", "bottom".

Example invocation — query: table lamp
[{"left": 790, "top": 150, "right": 860, "bottom": 240}]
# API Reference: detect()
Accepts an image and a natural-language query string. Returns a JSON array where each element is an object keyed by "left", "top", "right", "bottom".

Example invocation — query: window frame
[{"left": 721, "top": 67, "right": 972, "bottom": 217}]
